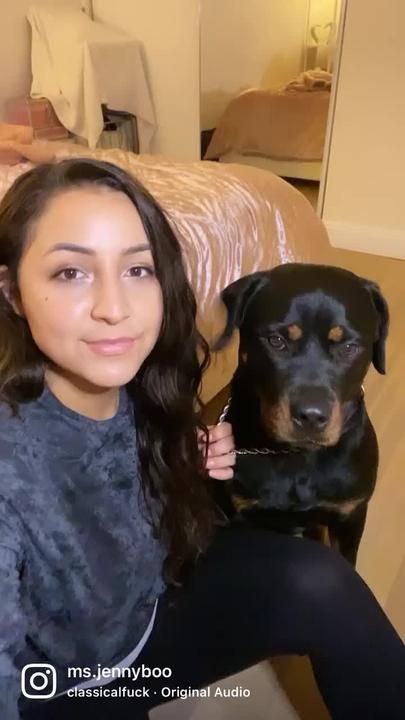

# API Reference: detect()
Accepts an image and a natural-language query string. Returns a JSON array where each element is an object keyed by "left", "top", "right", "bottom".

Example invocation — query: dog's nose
[
  {"left": 290, "top": 388, "right": 333, "bottom": 433},
  {"left": 291, "top": 404, "right": 330, "bottom": 432}
]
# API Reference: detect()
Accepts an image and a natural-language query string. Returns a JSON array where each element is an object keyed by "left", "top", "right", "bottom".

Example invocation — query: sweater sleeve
[{"left": 0, "top": 504, "right": 27, "bottom": 720}]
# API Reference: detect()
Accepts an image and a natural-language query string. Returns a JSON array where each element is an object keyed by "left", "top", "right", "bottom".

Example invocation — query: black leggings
[{"left": 25, "top": 523, "right": 405, "bottom": 720}]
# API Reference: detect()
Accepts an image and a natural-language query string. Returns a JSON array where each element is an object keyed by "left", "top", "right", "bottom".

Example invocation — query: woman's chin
[{"left": 78, "top": 362, "right": 142, "bottom": 390}]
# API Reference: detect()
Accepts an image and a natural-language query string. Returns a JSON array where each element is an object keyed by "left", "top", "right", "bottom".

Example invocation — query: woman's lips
[{"left": 86, "top": 338, "right": 135, "bottom": 356}]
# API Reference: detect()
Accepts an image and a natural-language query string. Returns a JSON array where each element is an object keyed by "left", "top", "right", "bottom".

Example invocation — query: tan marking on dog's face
[
  {"left": 323, "top": 400, "right": 343, "bottom": 445},
  {"left": 231, "top": 495, "right": 259, "bottom": 512},
  {"left": 328, "top": 325, "right": 344, "bottom": 342},
  {"left": 288, "top": 324, "right": 303, "bottom": 341},
  {"left": 260, "top": 395, "right": 343, "bottom": 446},
  {"left": 260, "top": 395, "right": 295, "bottom": 440},
  {"left": 240, "top": 351, "right": 248, "bottom": 363}
]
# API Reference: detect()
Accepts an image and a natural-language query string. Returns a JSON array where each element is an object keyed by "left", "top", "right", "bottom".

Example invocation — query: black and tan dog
[{"left": 213, "top": 263, "right": 389, "bottom": 566}]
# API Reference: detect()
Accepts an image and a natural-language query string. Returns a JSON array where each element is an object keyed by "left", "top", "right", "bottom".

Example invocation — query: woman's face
[{"left": 14, "top": 186, "right": 163, "bottom": 390}]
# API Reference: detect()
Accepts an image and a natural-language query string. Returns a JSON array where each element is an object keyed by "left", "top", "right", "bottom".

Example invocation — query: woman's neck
[{"left": 44, "top": 368, "right": 120, "bottom": 421}]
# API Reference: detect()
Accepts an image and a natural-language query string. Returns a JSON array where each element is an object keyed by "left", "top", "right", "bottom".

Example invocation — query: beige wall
[
  {"left": 321, "top": 0, "right": 405, "bottom": 258},
  {"left": 308, "top": 0, "right": 339, "bottom": 28},
  {"left": 0, "top": 1, "right": 83, "bottom": 121},
  {"left": 93, "top": 0, "right": 200, "bottom": 161},
  {"left": 201, "top": 0, "right": 308, "bottom": 130}
]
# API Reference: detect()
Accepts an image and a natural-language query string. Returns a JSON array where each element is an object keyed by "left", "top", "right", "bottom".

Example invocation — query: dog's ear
[
  {"left": 212, "top": 272, "right": 269, "bottom": 351},
  {"left": 363, "top": 279, "right": 389, "bottom": 374}
]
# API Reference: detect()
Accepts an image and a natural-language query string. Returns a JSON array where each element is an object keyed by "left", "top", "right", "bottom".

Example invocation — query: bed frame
[{"left": 218, "top": 152, "right": 322, "bottom": 181}]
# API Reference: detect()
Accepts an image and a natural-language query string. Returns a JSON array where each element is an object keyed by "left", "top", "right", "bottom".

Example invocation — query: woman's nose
[{"left": 91, "top": 278, "right": 130, "bottom": 324}]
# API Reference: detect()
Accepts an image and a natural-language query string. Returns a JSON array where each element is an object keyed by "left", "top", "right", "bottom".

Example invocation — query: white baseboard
[{"left": 324, "top": 220, "right": 405, "bottom": 260}]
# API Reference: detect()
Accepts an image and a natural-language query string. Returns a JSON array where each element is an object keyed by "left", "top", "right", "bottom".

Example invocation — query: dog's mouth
[
  {"left": 291, "top": 435, "right": 330, "bottom": 447},
  {"left": 272, "top": 429, "right": 339, "bottom": 450},
  {"left": 291, "top": 438, "right": 335, "bottom": 453}
]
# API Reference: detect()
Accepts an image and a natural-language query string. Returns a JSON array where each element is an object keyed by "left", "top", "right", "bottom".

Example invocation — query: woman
[{"left": 0, "top": 159, "right": 403, "bottom": 720}]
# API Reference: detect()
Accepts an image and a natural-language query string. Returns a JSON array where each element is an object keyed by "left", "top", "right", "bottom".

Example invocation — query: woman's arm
[{"left": 0, "top": 506, "right": 27, "bottom": 720}]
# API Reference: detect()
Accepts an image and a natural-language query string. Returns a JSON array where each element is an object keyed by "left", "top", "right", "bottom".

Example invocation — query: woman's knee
[
  {"left": 278, "top": 535, "right": 363, "bottom": 611},
  {"left": 198, "top": 524, "right": 366, "bottom": 616}
]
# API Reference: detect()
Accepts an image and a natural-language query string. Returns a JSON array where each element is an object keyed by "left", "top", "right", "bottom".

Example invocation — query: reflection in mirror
[{"left": 201, "top": 0, "right": 342, "bottom": 210}]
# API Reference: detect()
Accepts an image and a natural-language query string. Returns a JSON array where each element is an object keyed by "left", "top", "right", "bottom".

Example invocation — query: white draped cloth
[{"left": 27, "top": 4, "right": 156, "bottom": 150}]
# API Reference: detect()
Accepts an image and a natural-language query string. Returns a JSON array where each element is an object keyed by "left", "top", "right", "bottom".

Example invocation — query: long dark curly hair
[{"left": 0, "top": 158, "right": 221, "bottom": 585}]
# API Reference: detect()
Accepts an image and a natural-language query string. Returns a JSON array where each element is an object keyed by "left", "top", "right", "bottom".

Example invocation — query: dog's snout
[
  {"left": 290, "top": 387, "right": 333, "bottom": 434},
  {"left": 291, "top": 404, "right": 329, "bottom": 431}
]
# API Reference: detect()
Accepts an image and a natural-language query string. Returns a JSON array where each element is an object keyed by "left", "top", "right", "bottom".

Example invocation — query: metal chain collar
[{"left": 234, "top": 446, "right": 300, "bottom": 456}]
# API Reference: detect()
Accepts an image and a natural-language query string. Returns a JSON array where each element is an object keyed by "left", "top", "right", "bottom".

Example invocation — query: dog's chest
[{"left": 232, "top": 450, "right": 358, "bottom": 513}]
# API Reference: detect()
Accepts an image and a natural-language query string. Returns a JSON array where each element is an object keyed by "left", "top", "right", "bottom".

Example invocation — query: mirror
[{"left": 200, "top": 0, "right": 343, "bottom": 209}]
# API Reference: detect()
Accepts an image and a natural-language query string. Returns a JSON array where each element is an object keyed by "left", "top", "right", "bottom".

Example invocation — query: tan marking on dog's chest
[
  {"left": 320, "top": 497, "right": 365, "bottom": 516},
  {"left": 231, "top": 494, "right": 259, "bottom": 512}
]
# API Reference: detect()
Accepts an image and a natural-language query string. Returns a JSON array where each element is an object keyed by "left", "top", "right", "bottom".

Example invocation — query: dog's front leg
[{"left": 328, "top": 503, "right": 368, "bottom": 566}]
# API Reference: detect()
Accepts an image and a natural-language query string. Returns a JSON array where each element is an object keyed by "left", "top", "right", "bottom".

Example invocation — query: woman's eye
[
  {"left": 127, "top": 266, "right": 154, "bottom": 278},
  {"left": 268, "top": 334, "right": 287, "bottom": 351},
  {"left": 55, "top": 268, "right": 84, "bottom": 281}
]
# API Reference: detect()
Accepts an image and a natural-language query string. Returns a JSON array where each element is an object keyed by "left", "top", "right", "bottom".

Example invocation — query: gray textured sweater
[{"left": 0, "top": 384, "right": 167, "bottom": 719}]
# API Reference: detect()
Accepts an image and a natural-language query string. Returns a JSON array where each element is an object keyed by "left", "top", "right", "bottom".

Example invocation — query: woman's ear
[{"left": 0, "top": 265, "right": 24, "bottom": 317}]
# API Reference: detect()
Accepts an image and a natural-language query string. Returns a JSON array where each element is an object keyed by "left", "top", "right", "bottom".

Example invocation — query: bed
[
  {"left": 204, "top": 70, "right": 332, "bottom": 181},
  {"left": 0, "top": 135, "right": 332, "bottom": 404}
]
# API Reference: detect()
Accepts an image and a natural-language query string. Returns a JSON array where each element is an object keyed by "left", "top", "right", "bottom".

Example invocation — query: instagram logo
[{"left": 21, "top": 664, "right": 57, "bottom": 699}]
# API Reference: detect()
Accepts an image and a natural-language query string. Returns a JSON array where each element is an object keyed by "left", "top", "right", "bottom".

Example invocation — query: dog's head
[{"left": 214, "top": 264, "right": 389, "bottom": 447}]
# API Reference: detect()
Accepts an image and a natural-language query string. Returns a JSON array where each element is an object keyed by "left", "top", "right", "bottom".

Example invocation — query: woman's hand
[{"left": 197, "top": 422, "right": 236, "bottom": 481}]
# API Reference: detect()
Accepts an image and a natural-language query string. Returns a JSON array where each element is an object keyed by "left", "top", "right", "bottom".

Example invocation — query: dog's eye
[
  {"left": 342, "top": 343, "right": 360, "bottom": 356},
  {"left": 268, "top": 334, "right": 287, "bottom": 351}
]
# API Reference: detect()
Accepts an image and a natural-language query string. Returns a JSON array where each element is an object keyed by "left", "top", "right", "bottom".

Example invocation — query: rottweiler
[{"left": 213, "top": 263, "right": 389, "bottom": 566}]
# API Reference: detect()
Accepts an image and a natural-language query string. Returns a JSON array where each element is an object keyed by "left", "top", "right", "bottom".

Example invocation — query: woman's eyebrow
[{"left": 45, "top": 242, "right": 151, "bottom": 256}]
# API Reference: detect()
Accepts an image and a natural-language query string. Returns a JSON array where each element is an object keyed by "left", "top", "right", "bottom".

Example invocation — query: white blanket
[{"left": 27, "top": 4, "right": 156, "bottom": 150}]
